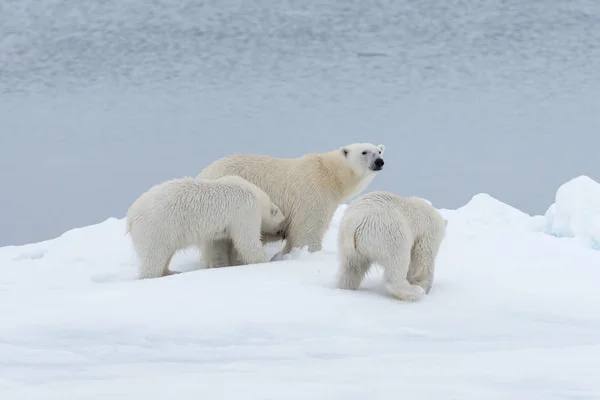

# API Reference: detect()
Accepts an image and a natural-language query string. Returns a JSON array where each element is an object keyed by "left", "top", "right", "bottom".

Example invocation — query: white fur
[
  {"left": 126, "top": 175, "right": 285, "bottom": 279},
  {"left": 336, "top": 191, "right": 446, "bottom": 301},
  {"left": 197, "top": 143, "right": 385, "bottom": 264}
]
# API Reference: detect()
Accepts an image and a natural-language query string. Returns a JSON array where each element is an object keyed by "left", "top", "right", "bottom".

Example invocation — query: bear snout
[{"left": 372, "top": 158, "right": 384, "bottom": 170}]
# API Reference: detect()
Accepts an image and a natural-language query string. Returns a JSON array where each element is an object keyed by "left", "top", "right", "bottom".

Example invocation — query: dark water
[{"left": 1, "top": 0, "right": 600, "bottom": 246}]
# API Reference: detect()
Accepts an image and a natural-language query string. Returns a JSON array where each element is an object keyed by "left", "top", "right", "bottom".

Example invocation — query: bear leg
[
  {"left": 407, "top": 237, "right": 439, "bottom": 294},
  {"left": 336, "top": 251, "right": 371, "bottom": 291},
  {"left": 281, "top": 221, "right": 324, "bottom": 255},
  {"left": 137, "top": 248, "right": 176, "bottom": 280},
  {"left": 199, "top": 239, "right": 232, "bottom": 268},
  {"left": 380, "top": 247, "right": 426, "bottom": 302},
  {"left": 162, "top": 253, "right": 180, "bottom": 276},
  {"left": 230, "top": 226, "right": 266, "bottom": 265},
  {"left": 227, "top": 241, "right": 246, "bottom": 266}
]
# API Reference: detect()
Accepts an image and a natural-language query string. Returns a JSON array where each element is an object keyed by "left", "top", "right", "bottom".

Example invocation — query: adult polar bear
[
  {"left": 197, "top": 143, "right": 385, "bottom": 264},
  {"left": 126, "top": 175, "right": 285, "bottom": 279},
  {"left": 336, "top": 191, "right": 447, "bottom": 301}
]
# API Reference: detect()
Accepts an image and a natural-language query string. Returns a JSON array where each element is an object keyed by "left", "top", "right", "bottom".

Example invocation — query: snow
[
  {"left": 1, "top": 177, "right": 600, "bottom": 399},
  {"left": 534, "top": 175, "right": 600, "bottom": 250}
]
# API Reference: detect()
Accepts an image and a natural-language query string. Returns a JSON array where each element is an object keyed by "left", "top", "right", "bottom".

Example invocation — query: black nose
[{"left": 374, "top": 158, "right": 384, "bottom": 167}]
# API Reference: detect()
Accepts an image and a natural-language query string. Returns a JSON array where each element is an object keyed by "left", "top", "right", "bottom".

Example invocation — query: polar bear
[
  {"left": 126, "top": 175, "right": 285, "bottom": 279},
  {"left": 336, "top": 191, "right": 447, "bottom": 301},
  {"left": 197, "top": 143, "right": 386, "bottom": 264}
]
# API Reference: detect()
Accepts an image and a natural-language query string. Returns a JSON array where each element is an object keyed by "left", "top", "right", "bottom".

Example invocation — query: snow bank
[
  {"left": 536, "top": 175, "right": 600, "bottom": 249},
  {"left": 442, "top": 193, "right": 533, "bottom": 232},
  {"left": 1, "top": 182, "right": 600, "bottom": 399}
]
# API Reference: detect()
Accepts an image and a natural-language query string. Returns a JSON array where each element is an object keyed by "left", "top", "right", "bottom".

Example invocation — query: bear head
[
  {"left": 339, "top": 143, "right": 386, "bottom": 177},
  {"left": 260, "top": 200, "right": 285, "bottom": 237}
]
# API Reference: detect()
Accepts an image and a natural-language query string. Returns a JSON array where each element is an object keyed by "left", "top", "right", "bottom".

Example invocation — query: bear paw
[
  {"left": 385, "top": 283, "right": 426, "bottom": 302},
  {"left": 270, "top": 251, "right": 286, "bottom": 262}
]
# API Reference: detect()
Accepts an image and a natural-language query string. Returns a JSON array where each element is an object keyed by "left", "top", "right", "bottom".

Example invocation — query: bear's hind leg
[
  {"left": 380, "top": 246, "right": 426, "bottom": 302},
  {"left": 336, "top": 251, "right": 371, "bottom": 291},
  {"left": 407, "top": 237, "right": 440, "bottom": 294}
]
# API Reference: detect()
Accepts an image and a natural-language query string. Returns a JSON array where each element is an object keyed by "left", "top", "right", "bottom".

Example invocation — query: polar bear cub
[
  {"left": 197, "top": 142, "right": 385, "bottom": 262},
  {"left": 126, "top": 175, "right": 285, "bottom": 279},
  {"left": 336, "top": 191, "right": 447, "bottom": 301}
]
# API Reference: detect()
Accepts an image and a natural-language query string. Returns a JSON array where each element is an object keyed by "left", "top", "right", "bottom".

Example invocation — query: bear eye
[
  {"left": 378, "top": 150, "right": 381, "bottom": 154},
  {"left": 271, "top": 208, "right": 277, "bottom": 216},
  {"left": 361, "top": 151, "right": 367, "bottom": 155}
]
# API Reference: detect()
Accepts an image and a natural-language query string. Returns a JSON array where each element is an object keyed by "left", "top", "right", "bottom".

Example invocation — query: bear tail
[{"left": 339, "top": 220, "right": 361, "bottom": 254}]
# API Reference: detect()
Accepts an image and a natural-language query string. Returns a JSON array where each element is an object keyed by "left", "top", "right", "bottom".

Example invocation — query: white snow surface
[
  {"left": 536, "top": 175, "right": 600, "bottom": 250},
  {"left": 1, "top": 178, "right": 600, "bottom": 399}
]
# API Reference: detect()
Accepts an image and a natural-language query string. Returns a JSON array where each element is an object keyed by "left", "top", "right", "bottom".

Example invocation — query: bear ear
[
  {"left": 377, "top": 144, "right": 385, "bottom": 155},
  {"left": 341, "top": 148, "right": 349, "bottom": 157}
]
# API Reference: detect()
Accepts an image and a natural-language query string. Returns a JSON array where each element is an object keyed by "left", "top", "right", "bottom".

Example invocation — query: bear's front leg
[
  {"left": 230, "top": 225, "right": 267, "bottom": 265},
  {"left": 227, "top": 240, "right": 247, "bottom": 266},
  {"left": 199, "top": 239, "right": 232, "bottom": 268},
  {"left": 280, "top": 211, "right": 330, "bottom": 255}
]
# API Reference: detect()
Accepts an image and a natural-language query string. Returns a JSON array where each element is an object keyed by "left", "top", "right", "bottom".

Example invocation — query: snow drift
[
  {"left": 0, "top": 176, "right": 599, "bottom": 399},
  {"left": 535, "top": 175, "right": 600, "bottom": 249}
]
